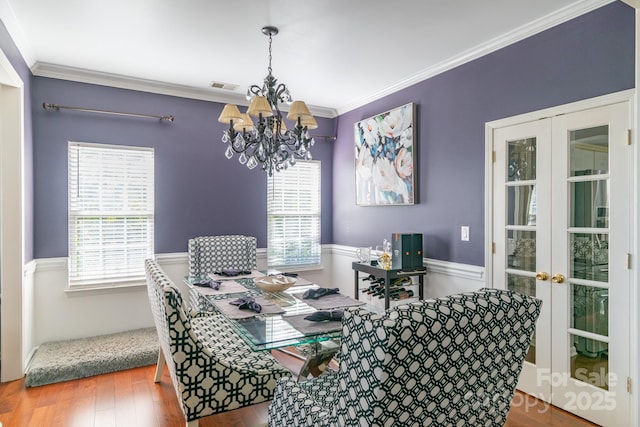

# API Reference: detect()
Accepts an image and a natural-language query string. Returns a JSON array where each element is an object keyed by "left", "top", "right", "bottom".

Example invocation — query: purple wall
[
  {"left": 0, "top": 20, "right": 34, "bottom": 262},
  {"left": 333, "top": 1, "right": 634, "bottom": 266},
  {"left": 31, "top": 79, "right": 334, "bottom": 257}
]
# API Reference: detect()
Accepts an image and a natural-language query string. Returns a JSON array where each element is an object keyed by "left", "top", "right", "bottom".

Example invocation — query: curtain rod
[
  {"left": 311, "top": 135, "right": 337, "bottom": 141},
  {"left": 42, "top": 102, "right": 175, "bottom": 122}
]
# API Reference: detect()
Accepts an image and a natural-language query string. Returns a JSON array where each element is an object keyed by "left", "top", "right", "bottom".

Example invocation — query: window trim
[
  {"left": 267, "top": 160, "right": 321, "bottom": 269},
  {"left": 68, "top": 141, "right": 155, "bottom": 288}
]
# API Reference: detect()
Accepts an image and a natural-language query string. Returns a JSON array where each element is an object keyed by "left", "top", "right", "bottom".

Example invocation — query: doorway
[
  {"left": 0, "top": 48, "right": 24, "bottom": 382},
  {"left": 487, "top": 93, "right": 632, "bottom": 426}
]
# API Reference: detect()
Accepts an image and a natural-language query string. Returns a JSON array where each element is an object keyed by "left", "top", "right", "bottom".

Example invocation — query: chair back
[
  {"left": 333, "top": 289, "right": 541, "bottom": 426},
  {"left": 146, "top": 258, "right": 290, "bottom": 423},
  {"left": 145, "top": 259, "right": 195, "bottom": 385},
  {"left": 188, "top": 235, "right": 257, "bottom": 277}
]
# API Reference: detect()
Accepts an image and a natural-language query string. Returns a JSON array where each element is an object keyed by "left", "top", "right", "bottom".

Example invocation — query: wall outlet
[{"left": 461, "top": 226, "right": 470, "bottom": 241}]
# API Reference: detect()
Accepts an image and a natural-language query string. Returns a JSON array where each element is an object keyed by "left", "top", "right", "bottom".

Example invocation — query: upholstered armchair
[
  {"left": 187, "top": 235, "right": 257, "bottom": 312},
  {"left": 145, "top": 259, "right": 290, "bottom": 427},
  {"left": 188, "top": 234, "right": 257, "bottom": 277},
  {"left": 267, "top": 288, "right": 541, "bottom": 427}
]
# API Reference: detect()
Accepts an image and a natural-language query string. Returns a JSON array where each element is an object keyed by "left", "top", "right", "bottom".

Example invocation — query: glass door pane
[
  {"left": 508, "top": 137, "right": 536, "bottom": 182},
  {"left": 567, "top": 125, "right": 609, "bottom": 389},
  {"left": 505, "top": 137, "right": 538, "bottom": 364}
]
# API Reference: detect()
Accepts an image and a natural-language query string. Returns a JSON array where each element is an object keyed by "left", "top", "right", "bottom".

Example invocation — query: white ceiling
[{"left": 1, "top": 0, "right": 615, "bottom": 116}]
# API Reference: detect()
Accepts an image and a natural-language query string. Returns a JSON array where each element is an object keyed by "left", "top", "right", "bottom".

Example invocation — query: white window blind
[
  {"left": 68, "top": 142, "right": 154, "bottom": 287},
  {"left": 267, "top": 161, "right": 321, "bottom": 267}
]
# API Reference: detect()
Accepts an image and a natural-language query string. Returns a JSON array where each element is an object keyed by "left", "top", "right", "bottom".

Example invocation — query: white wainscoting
[
  {"left": 27, "top": 258, "right": 153, "bottom": 350},
  {"left": 22, "top": 245, "right": 484, "bottom": 370}
]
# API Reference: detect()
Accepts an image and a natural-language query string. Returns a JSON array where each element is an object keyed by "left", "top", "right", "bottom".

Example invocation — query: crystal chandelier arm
[
  {"left": 247, "top": 84, "right": 263, "bottom": 99},
  {"left": 226, "top": 122, "right": 238, "bottom": 141},
  {"left": 274, "top": 83, "right": 291, "bottom": 104}
]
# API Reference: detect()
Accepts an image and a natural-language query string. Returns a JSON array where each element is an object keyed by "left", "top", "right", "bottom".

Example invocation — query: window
[
  {"left": 68, "top": 142, "right": 154, "bottom": 287},
  {"left": 267, "top": 161, "right": 321, "bottom": 268}
]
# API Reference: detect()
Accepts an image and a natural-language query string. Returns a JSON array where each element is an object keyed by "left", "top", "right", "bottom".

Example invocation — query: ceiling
[{"left": 1, "top": 0, "right": 615, "bottom": 116}]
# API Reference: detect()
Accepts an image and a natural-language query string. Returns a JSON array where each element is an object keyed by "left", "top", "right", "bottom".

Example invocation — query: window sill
[
  {"left": 271, "top": 264, "right": 324, "bottom": 274},
  {"left": 65, "top": 280, "right": 146, "bottom": 296}
]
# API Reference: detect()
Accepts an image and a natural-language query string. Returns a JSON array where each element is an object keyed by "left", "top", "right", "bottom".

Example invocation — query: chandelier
[{"left": 217, "top": 26, "right": 317, "bottom": 176}]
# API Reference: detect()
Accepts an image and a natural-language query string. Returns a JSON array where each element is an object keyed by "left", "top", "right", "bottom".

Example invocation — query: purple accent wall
[
  {"left": 0, "top": 20, "right": 34, "bottom": 262},
  {"left": 333, "top": 1, "right": 634, "bottom": 266},
  {"left": 31, "top": 79, "right": 334, "bottom": 257}
]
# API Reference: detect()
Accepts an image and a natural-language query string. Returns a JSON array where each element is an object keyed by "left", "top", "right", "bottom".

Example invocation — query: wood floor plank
[
  {"left": 0, "top": 363, "right": 599, "bottom": 427},
  {"left": 115, "top": 367, "right": 145, "bottom": 426},
  {"left": 95, "top": 372, "right": 116, "bottom": 412},
  {"left": 50, "top": 397, "right": 80, "bottom": 427},
  {"left": 132, "top": 370, "right": 163, "bottom": 426},
  {"left": 27, "top": 404, "right": 56, "bottom": 427},
  {"left": 94, "top": 408, "right": 116, "bottom": 427}
]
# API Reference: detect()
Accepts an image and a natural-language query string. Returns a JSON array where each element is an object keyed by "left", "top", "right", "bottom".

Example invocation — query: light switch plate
[{"left": 461, "top": 226, "right": 470, "bottom": 241}]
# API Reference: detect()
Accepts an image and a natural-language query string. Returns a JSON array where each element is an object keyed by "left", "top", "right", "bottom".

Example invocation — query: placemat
[
  {"left": 284, "top": 313, "right": 344, "bottom": 335},
  {"left": 289, "top": 277, "right": 312, "bottom": 287},
  {"left": 208, "top": 270, "right": 266, "bottom": 281},
  {"left": 212, "top": 297, "right": 286, "bottom": 319},
  {"left": 291, "top": 292, "right": 365, "bottom": 310},
  {"left": 194, "top": 280, "right": 248, "bottom": 296}
]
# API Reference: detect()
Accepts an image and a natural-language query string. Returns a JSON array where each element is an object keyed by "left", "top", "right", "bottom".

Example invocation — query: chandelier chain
[{"left": 268, "top": 33, "right": 273, "bottom": 75}]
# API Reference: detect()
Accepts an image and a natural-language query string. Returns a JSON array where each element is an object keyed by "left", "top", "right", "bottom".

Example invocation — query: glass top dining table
[{"left": 183, "top": 272, "right": 359, "bottom": 352}]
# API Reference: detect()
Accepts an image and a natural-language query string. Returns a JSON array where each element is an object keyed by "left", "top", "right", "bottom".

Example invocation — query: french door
[{"left": 490, "top": 100, "right": 631, "bottom": 426}]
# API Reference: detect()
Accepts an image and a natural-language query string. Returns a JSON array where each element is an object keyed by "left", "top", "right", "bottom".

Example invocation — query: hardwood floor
[{"left": 0, "top": 351, "right": 599, "bottom": 427}]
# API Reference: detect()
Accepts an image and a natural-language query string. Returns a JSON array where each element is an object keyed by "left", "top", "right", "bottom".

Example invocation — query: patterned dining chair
[
  {"left": 267, "top": 288, "right": 541, "bottom": 427},
  {"left": 188, "top": 234, "right": 257, "bottom": 277},
  {"left": 145, "top": 259, "right": 290, "bottom": 427},
  {"left": 187, "top": 235, "right": 257, "bottom": 311}
]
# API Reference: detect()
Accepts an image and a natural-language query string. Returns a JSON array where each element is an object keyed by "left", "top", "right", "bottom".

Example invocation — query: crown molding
[
  {"left": 335, "top": 0, "right": 617, "bottom": 115},
  {"left": 6, "top": 0, "right": 617, "bottom": 119},
  {"left": 31, "top": 62, "right": 338, "bottom": 119}
]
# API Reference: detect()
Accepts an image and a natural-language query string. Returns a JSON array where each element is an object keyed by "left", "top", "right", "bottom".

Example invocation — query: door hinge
[
  {"left": 492, "top": 151, "right": 496, "bottom": 162},
  {"left": 627, "top": 377, "right": 632, "bottom": 393},
  {"left": 492, "top": 242, "right": 496, "bottom": 254},
  {"left": 626, "top": 253, "right": 632, "bottom": 269},
  {"left": 627, "top": 129, "right": 632, "bottom": 146}
]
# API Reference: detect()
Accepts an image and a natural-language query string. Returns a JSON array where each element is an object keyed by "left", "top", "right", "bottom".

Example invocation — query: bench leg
[{"left": 154, "top": 349, "right": 165, "bottom": 383}]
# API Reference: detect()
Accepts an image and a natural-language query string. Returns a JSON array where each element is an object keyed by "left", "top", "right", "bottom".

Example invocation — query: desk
[
  {"left": 184, "top": 273, "right": 362, "bottom": 378},
  {"left": 352, "top": 262, "right": 426, "bottom": 309}
]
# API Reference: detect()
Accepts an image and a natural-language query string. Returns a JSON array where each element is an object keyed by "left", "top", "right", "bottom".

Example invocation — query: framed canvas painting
[{"left": 354, "top": 102, "right": 416, "bottom": 206}]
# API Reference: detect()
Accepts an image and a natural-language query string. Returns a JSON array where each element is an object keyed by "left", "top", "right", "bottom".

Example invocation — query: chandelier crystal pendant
[{"left": 217, "top": 26, "right": 317, "bottom": 176}]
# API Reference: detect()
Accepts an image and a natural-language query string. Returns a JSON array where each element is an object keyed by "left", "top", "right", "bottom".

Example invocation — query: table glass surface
[{"left": 184, "top": 274, "right": 347, "bottom": 351}]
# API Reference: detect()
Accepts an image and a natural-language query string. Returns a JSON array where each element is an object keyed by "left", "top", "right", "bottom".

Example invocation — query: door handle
[
  {"left": 535, "top": 272, "right": 549, "bottom": 281},
  {"left": 551, "top": 273, "right": 565, "bottom": 284}
]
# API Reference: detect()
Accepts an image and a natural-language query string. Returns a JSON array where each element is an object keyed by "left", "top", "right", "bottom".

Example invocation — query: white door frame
[
  {"left": 0, "top": 46, "right": 25, "bottom": 382},
  {"left": 631, "top": 7, "right": 640, "bottom": 427},
  {"left": 484, "top": 89, "right": 637, "bottom": 424}
]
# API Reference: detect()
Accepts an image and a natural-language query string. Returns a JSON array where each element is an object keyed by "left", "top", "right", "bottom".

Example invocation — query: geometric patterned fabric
[
  {"left": 188, "top": 234, "right": 257, "bottom": 277},
  {"left": 145, "top": 259, "right": 290, "bottom": 426},
  {"left": 267, "top": 288, "right": 541, "bottom": 427},
  {"left": 187, "top": 235, "right": 258, "bottom": 313}
]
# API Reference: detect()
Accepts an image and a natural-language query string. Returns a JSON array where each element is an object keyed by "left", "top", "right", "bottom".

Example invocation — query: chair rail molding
[
  {"left": 24, "top": 245, "right": 486, "bottom": 367},
  {"left": 329, "top": 244, "right": 484, "bottom": 281}
]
